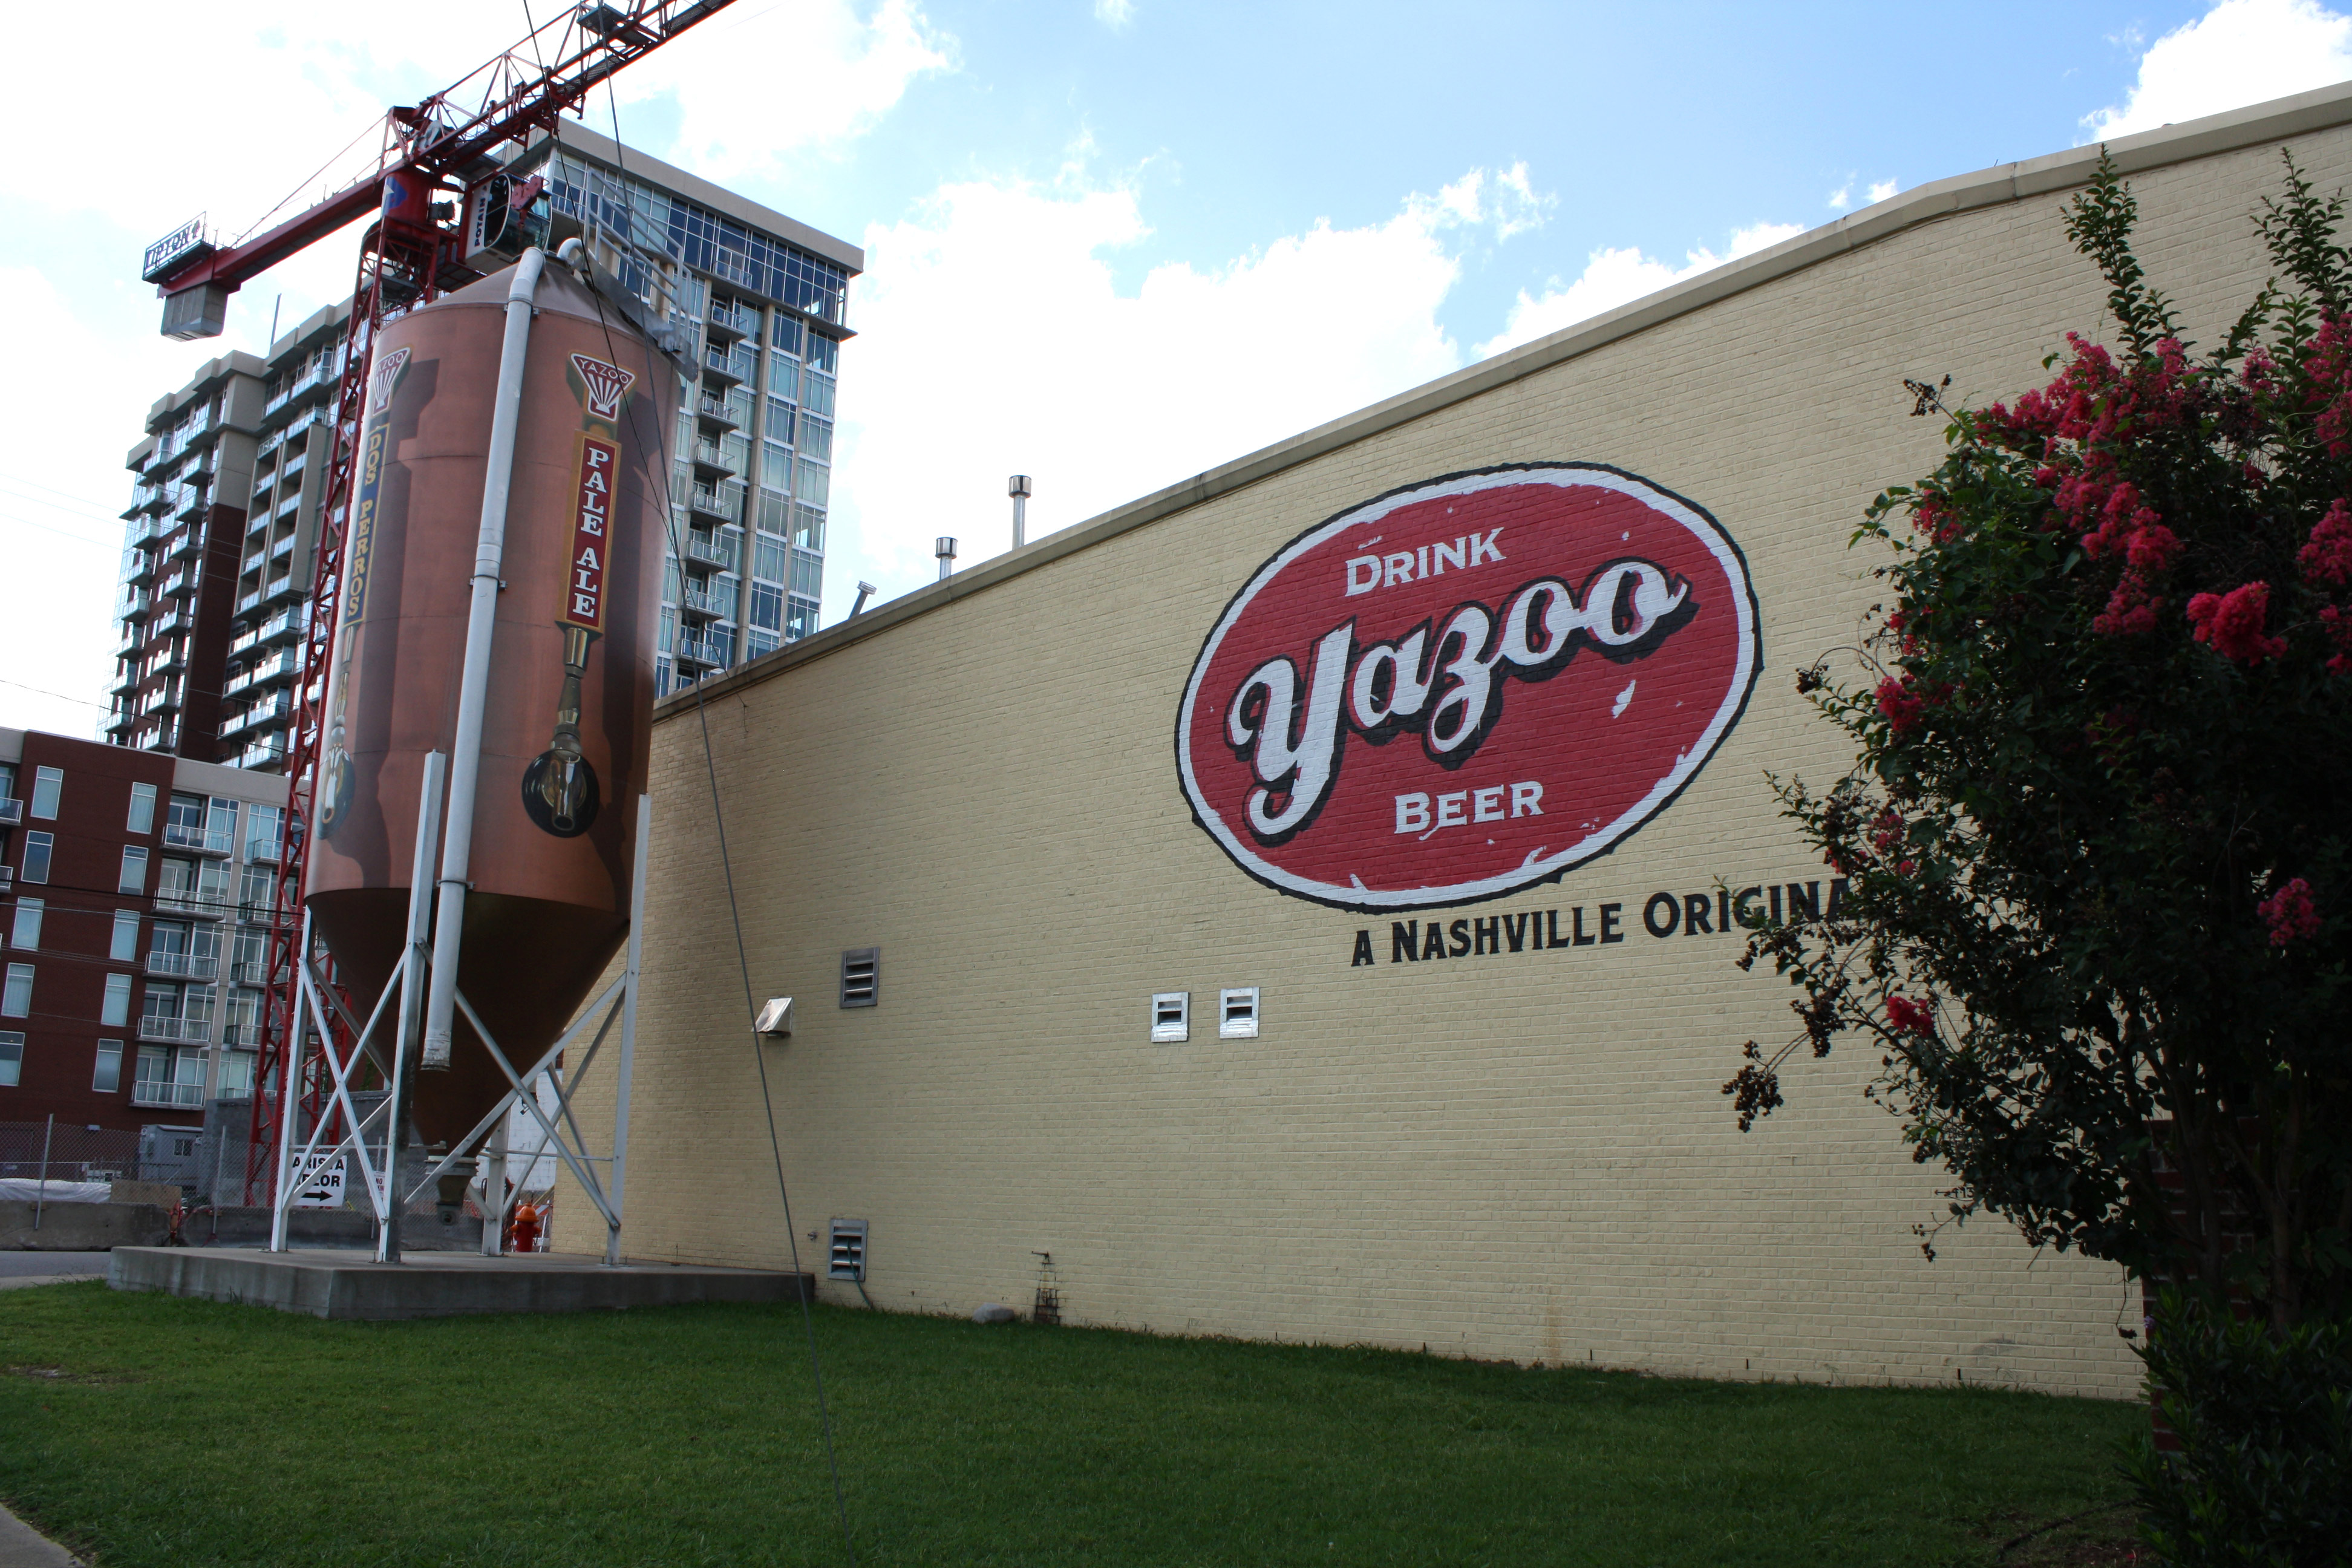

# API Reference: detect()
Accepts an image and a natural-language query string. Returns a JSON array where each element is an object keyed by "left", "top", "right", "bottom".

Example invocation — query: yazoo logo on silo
[{"left": 1175, "top": 464, "right": 1762, "bottom": 912}]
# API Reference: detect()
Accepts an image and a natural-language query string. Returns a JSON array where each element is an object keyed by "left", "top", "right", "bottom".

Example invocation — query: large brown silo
[{"left": 304, "top": 261, "right": 677, "bottom": 1149}]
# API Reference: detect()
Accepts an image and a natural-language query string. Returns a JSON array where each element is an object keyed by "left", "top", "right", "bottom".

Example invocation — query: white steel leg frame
[{"left": 266, "top": 752, "right": 648, "bottom": 1267}]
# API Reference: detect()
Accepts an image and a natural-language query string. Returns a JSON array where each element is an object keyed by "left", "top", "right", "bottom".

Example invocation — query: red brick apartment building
[{"left": 0, "top": 727, "right": 286, "bottom": 1136}]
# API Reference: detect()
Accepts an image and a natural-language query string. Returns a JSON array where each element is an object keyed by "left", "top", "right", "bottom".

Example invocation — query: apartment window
[
  {"left": 0, "top": 1031, "right": 20, "bottom": 1087},
  {"left": 796, "top": 460, "right": 830, "bottom": 511},
  {"left": 747, "top": 629, "right": 779, "bottom": 659},
  {"left": 111, "top": 910, "right": 140, "bottom": 962},
  {"left": 769, "top": 315, "right": 802, "bottom": 360},
  {"left": 798, "top": 415, "right": 832, "bottom": 463},
  {"left": 0, "top": 762, "right": 15, "bottom": 802},
  {"left": 840, "top": 947, "right": 878, "bottom": 1008},
  {"left": 127, "top": 780, "right": 157, "bottom": 834},
  {"left": 209, "top": 797, "right": 240, "bottom": 848},
  {"left": 2, "top": 962, "right": 31, "bottom": 1018},
  {"left": 785, "top": 599, "right": 817, "bottom": 643},
  {"left": 762, "top": 441, "right": 793, "bottom": 493},
  {"left": 765, "top": 400, "right": 795, "bottom": 446},
  {"left": 9, "top": 897, "right": 41, "bottom": 950},
  {"left": 101, "top": 973, "right": 131, "bottom": 1028},
  {"left": 28, "top": 766, "right": 60, "bottom": 820},
  {"left": 750, "top": 583, "right": 784, "bottom": 632},
  {"left": 756, "top": 491, "right": 789, "bottom": 536},
  {"left": 238, "top": 863, "right": 276, "bottom": 918},
  {"left": 806, "top": 334, "right": 838, "bottom": 380},
  {"left": 754, "top": 535, "right": 788, "bottom": 583},
  {"left": 18, "top": 832, "right": 50, "bottom": 885},
  {"left": 165, "top": 791, "right": 204, "bottom": 849},
  {"left": 120, "top": 845, "right": 151, "bottom": 895},
  {"left": 218, "top": 1050, "right": 254, "bottom": 1095},
  {"left": 793, "top": 507, "right": 825, "bottom": 554},
  {"left": 246, "top": 803, "right": 283, "bottom": 862},
  {"left": 92, "top": 1039, "right": 122, "bottom": 1094},
  {"left": 790, "top": 549, "right": 824, "bottom": 601}
]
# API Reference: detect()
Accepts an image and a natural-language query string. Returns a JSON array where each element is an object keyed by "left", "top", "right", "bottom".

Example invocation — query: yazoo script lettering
[{"left": 1224, "top": 558, "right": 1690, "bottom": 842}]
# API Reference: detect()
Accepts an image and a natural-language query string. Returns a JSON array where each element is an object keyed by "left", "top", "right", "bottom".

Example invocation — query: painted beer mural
[
  {"left": 1177, "top": 465, "right": 1760, "bottom": 910},
  {"left": 307, "top": 263, "right": 676, "bottom": 1146}
]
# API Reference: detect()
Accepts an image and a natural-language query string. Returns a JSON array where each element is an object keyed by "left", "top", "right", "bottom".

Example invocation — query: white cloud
[
  {"left": 1828, "top": 177, "right": 1854, "bottom": 211},
  {"left": 1474, "top": 220, "right": 1804, "bottom": 360},
  {"left": 825, "top": 164, "right": 1542, "bottom": 604},
  {"left": 619, "top": 0, "right": 956, "bottom": 182},
  {"left": 2082, "top": 0, "right": 2352, "bottom": 142},
  {"left": 1867, "top": 177, "right": 1899, "bottom": 203},
  {"left": 1094, "top": 0, "right": 1137, "bottom": 26}
]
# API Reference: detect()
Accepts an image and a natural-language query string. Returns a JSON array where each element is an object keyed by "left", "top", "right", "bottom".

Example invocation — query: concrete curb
[{"left": 0, "top": 1504, "right": 80, "bottom": 1568}]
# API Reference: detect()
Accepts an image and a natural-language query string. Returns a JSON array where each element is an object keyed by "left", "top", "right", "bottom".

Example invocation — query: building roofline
[
  {"left": 662, "top": 79, "right": 2352, "bottom": 721},
  {"left": 518, "top": 123, "right": 864, "bottom": 276}
]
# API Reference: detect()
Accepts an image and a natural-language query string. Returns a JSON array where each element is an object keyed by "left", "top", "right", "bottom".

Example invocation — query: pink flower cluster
[
  {"left": 1876, "top": 677, "right": 1925, "bottom": 734},
  {"left": 2307, "top": 312, "right": 2352, "bottom": 456},
  {"left": 2256, "top": 878, "right": 2321, "bottom": 947},
  {"left": 1884, "top": 995, "right": 1935, "bottom": 1035},
  {"left": 2298, "top": 498, "right": 2352, "bottom": 587},
  {"left": 2185, "top": 581, "right": 2287, "bottom": 665}
]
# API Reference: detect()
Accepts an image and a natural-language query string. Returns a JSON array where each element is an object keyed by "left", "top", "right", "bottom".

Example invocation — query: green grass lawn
[{"left": 0, "top": 1281, "right": 2144, "bottom": 1567}]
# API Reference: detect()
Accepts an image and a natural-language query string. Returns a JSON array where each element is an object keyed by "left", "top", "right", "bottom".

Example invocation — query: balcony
[
  {"left": 131, "top": 1078, "right": 206, "bottom": 1109},
  {"left": 235, "top": 589, "right": 262, "bottom": 615},
  {"left": 157, "top": 570, "right": 194, "bottom": 600},
  {"left": 136, "top": 488, "right": 172, "bottom": 518},
  {"left": 151, "top": 609, "right": 191, "bottom": 638},
  {"left": 0, "top": 865, "right": 11, "bottom": 893},
  {"left": 696, "top": 394, "right": 740, "bottom": 431},
  {"left": 702, "top": 344, "right": 751, "bottom": 385},
  {"left": 673, "top": 634, "right": 722, "bottom": 669},
  {"left": 0, "top": 798, "right": 19, "bottom": 825},
  {"left": 146, "top": 725, "right": 180, "bottom": 752},
  {"left": 230, "top": 958, "right": 270, "bottom": 986},
  {"left": 142, "top": 687, "right": 183, "bottom": 717},
  {"left": 125, "top": 514, "right": 159, "bottom": 546},
  {"left": 686, "top": 484, "right": 742, "bottom": 526},
  {"left": 252, "top": 606, "right": 308, "bottom": 650},
  {"left": 124, "top": 552, "right": 158, "bottom": 587},
  {"left": 163, "top": 526, "right": 204, "bottom": 564},
  {"left": 681, "top": 531, "right": 735, "bottom": 571},
  {"left": 235, "top": 737, "right": 289, "bottom": 772},
  {"left": 175, "top": 485, "right": 209, "bottom": 521},
  {"left": 146, "top": 950, "right": 220, "bottom": 981},
  {"left": 691, "top": 442, "right": 737, "bottom": 480},
  {"left": 678, "top": 584, "right": 727, "bottom": 621},
  {"left": 262, "top": 574, "right": 299, "bottom": 606},
  {"left": 225, "top": 647, "right": 300, "bottom": 697},
  {"left": 270, "top": 532, "right": 296, "bottom": 563},
  {"left": 704, "top": 301, "right": 756, "bottom": 342},
  {"left": 137, "top": 1014, "right": 214, "bottom": 1045},
  {"left": 162, "top": 820, "right": 235, "bottom": 857},
  {"left": 153, "top": 889, "right": 226, "bottom": 921},
  {"left": 238, "top": 898, "right": 290, "bottom": 927}
]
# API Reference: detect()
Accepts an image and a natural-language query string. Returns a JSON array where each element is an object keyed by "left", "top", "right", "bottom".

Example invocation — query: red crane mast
[{"left": 138, "top": 0, "right": 732, "bottom": 1206}]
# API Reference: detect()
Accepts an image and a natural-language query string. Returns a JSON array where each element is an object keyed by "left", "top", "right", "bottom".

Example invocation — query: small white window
[
  {"left": 119, "top": 846, "right": 149, "bottom": 895},
  {"left": 28, "top": 766, "right": 60, "bottom": 820},
  {"left": 1149, "top": 992, "right": 1189, "bottom": 1044},
  {"left": 0, "top": 1031, "right": 21, "bottom": 1088},
  {"left": 1218, "top": 987, "right": 1261, "bottom": 1040},
  {"left": 111, "top": 911, "right": 140, "bottom": 962},
  {"left": 100, "top": 973, "right": 131, "bottom": 1028},
  {"left": 127, "top": 781, "right": 157, "bottom": 834},
  {"left": 10, "top": 897, "right": 42, "bottom": 950},
  {"left": 93, "top": 1039, "right": 122, "bottom": 1094},
  {"left": 2, "top": 963, "right": 31, "bottom": 1019}
]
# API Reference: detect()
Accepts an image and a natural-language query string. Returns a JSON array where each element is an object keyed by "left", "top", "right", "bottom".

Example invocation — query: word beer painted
[{"left": 1177, "top": 464, "right": 1760, "bottom": 911}]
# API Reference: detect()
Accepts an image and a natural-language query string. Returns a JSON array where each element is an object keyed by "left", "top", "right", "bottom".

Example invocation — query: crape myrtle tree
[{"left": 1726, "top": 153, "right": 2352, "bottom": 1332}]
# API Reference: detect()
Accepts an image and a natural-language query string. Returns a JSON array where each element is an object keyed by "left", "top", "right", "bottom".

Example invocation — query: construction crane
[{"left": 134, "top": 0, "right": 735, "bottom": 1206}]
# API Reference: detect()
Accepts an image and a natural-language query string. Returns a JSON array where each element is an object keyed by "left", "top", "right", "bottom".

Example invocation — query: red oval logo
[{"left": 1177, "top": 464, "right": 1760, "bottom": 910}]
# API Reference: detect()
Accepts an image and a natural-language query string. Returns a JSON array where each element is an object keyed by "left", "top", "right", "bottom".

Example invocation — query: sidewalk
[
  {"left": 0, "top": 1504, "right": 78, "bottom": 1568},
  {"left": 0, "top": 1254, "right": 106, "bottom": 1292}
]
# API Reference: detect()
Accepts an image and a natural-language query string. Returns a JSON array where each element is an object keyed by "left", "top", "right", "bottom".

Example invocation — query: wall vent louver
[
  {"left": 839, "top": 947, "right": 878, "bottom": 1008},
  {"left": 828, "top": 1218, "right": 867, "bottom": 1281}
]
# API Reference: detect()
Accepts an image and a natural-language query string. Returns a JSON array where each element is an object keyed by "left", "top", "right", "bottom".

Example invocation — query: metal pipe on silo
[
  {"left": 422, "top": 246, "right": 548, "bottom": 1070},
  {"left": 936, "top": 536, "right": 958, "bottom": 581},
  {"left": 1009, "top": 474, "right": 1031, "bottom": 549}
]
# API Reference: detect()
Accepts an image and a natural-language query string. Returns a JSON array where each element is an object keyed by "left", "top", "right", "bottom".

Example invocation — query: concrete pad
[
  {"left": 0, "top": 1503, "right": 79, "bottom": 1567},
  {"left": 108, "top": 1247, "right": 812, "bottom": 1321}
]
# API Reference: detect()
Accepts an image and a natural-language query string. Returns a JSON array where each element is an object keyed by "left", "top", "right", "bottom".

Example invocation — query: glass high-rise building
[
  {"left": 518, "top": 125, "right": 861, "bottom": 693},
  {"left": 104, "top": 128, "right": 861, "bottom": 768}
]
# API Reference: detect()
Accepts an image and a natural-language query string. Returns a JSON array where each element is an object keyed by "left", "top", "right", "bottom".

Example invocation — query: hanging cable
[{"left": 561, "top": 96, "right": 860, "bottom": 1567}]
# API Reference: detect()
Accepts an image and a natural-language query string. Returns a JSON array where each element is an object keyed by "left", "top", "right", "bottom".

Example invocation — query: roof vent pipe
[
  {"left": 1008, "top": 474, "right": 1031, "bottom": 549},
  {"left": 935, "top": 537, "right": 957, "bottom": 581}
]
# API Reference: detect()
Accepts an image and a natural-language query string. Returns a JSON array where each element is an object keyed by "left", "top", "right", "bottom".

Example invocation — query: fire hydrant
[{"left": 508, "top": 1202, "right": 543, "bottom": 1254}]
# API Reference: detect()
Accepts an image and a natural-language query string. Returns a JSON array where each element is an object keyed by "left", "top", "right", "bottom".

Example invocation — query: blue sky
[{"left": 1, "top": 0, "right": 2348, "bottom": 737}]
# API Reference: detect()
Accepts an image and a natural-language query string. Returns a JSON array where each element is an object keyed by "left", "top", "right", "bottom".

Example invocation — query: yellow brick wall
[{"left": 554, "top": 103, "right": 2352, "bottom": 1398}]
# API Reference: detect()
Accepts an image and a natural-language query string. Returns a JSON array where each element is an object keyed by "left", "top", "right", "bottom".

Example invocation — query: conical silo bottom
[{"left": 307, "top": 888, "right": 626, "bottom": 1149}]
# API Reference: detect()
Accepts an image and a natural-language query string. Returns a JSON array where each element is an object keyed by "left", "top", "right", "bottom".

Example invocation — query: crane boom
[
  {"left": 160, "top": 0, "right": 739, "bottom": 1209},
  {"left": 146, "top": 0, "right": 732, "bottom": 337}
]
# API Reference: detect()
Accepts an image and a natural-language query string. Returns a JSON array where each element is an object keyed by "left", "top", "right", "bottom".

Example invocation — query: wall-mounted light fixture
[{"left": 754, "top": 996, "right": 794, "bottom": 1036}]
